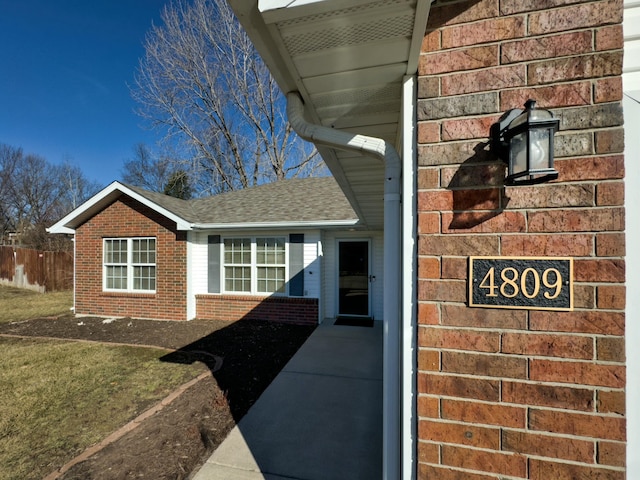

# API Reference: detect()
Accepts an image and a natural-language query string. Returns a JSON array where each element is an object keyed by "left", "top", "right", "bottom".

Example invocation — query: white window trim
[
  {"left": 222, "top": 236, "right": 289, "bottom": 296},
  {"left": 103, "top": 237, "right": 157, "bottom": 293}
]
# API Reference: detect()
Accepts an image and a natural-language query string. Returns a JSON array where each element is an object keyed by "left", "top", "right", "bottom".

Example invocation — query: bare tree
[
  {"left": 58, "top": 158, "right": 102, "bottom": 212},
  {"left": 131, "top": 0, "right": 325, "bottom": 195},
  {"left": 121, "top": 143, "right": 174, "bottom": 192},
  {"left": 0, "top": 144, "right": 21, "bottom": 238},
  {"left": 163, "top": 170, "right": 192, "bottom": 199},
  {"left": 0, "top": 143, "right": 101, "bottom": 250},
  {"left": 11, "top": 154, "right": 60, "bottom": 226},
  {"left": 121, "top": 143, "right": 193, "bottom": 199}
]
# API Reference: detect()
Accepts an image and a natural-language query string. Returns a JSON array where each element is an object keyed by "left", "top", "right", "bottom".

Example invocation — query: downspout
[{"left": 287, "top": 92, "right": 402, "bottom": 479}]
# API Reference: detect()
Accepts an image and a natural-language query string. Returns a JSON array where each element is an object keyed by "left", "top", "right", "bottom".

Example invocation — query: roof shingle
[{"left": 127, "top": 177, "right": 357, "bottom": 226}]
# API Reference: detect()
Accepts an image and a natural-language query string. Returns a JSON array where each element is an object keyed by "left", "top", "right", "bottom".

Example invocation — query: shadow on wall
[
  {"left": 427, "top": 0, "right": 485, "bottom": 33},
  {"left": 445, "top": 141, "right": 511, "bottom": 231}
]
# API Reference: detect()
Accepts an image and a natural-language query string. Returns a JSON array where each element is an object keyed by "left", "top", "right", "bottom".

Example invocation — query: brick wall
[
  {"left": 195, "top": 294, "right": 318, "bottom": 325},
  {"left": 75, "top": 195, "right": 188, "bottom": 321},
  {"left": 417, "top": 0, "right": 625, "bottom": 478}
]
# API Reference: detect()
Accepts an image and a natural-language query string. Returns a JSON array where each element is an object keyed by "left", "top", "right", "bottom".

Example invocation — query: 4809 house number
[{"left": 469, "top": 257, "right": 573, "bottom": 311}]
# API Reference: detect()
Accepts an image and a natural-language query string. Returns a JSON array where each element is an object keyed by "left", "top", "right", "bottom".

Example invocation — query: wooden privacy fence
[{"left": 0, "top": 246, "right": 73, "bottom": 292}]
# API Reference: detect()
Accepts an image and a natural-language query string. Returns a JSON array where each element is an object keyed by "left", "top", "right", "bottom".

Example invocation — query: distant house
[{"left": 48, "top": 177, "right": 385, "bottom": 324}]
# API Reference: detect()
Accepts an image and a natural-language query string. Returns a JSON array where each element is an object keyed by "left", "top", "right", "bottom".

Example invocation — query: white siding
[
  {"left": 322, "top": 232, "right": 336, "bottom": 320},
  {"left": 624, "top": 1, "right": 640, "bottom": 91},
  {"left": 186, "top": 230, "right": 323, "bottom": 319},
  {"left": 190, "top": 232, "right": 209, "bottom": 296},
  {"left": 187, "top": 232, "right": 209, "bottom": 319},
  {"left": 625, "top": 1, "right": 640, "bottom": 474},
  {"left": 371, "top": 232, "right": 384, "bottom": 319},
  {"left": 322, "top": 230, "right": 384, "bottom": 321},
  {"left": 302, "top": 230, "right": 321, "bottom": 298}
]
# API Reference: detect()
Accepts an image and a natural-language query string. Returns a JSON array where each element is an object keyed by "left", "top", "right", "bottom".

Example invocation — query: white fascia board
[
  {"left": 259, "top": 0, "right": 378, "bottom": 21},
  {"left": 47, "top": 181, "right": 192, "bottom": 234},
  {"left": 229, "top": 1, "right": 300, "bottom": 95},
  {"left": 48, "top": 226, "right": 75, "bottom": 235},
  {"left": 259, "top": 0, "right": 326, "bottom": 12},
  {"left": 407, "top": 1, "right": 432, "bottom": 74},
  {"left": 191, "top": 219, "right": 359, "bottom": 230},
  {"left": 48, "top": 182, "right": 122, "bottom": 234}
]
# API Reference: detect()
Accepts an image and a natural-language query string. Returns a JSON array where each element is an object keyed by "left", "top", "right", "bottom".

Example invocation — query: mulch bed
[{"left": 0, "top": 315, "right": 315, "bottom": 479}]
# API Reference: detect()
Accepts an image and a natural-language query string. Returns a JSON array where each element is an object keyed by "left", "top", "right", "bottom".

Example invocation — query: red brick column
[{"left": 417, "top": 1, "right": 625, "bottom": 478}]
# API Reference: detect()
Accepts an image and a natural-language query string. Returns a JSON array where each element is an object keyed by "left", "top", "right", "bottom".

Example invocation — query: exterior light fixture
[{"left": 491, "top": 99, "right": 560, "bottom": 185}]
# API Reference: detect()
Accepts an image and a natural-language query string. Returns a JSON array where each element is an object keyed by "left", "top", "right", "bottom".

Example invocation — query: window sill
[{"left": 101, "top": 290, "right": 157, "bottom": 297}]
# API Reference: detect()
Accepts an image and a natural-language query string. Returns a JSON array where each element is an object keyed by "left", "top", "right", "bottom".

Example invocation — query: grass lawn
[
  {"left": 0, "top": 338, "right": 207, "bottom": 480},
  {"left": 0, "top": 285, "right": 73, "bottom": 323},
  {"left": 0, "top": 286, "right": 208, "bottom": 480}
]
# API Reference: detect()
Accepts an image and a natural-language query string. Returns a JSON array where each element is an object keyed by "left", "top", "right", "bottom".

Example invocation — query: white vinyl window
[
  {"left": 224, "top": 238, "right": 251, "bottom": 292},
  {"left": 104, "top": 238, "right": 156, "bottom": 292},
  {"left": 223, "top": 237, "right": 286, "bottom": 294}
]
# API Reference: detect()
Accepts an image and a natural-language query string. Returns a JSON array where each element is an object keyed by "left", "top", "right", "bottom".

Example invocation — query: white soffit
[{"left": 230, "top": 0, "right": 430, "bottom": 229}]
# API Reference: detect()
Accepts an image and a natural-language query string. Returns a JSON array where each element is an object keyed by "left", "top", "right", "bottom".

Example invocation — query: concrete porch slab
[{"left": 192, "top": 321, "right": 383, "bottom": 480}]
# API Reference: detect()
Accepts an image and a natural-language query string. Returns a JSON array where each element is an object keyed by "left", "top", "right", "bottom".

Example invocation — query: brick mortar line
[
  {"left": 417, "top": 325, "right": 618, "bottom": 334},
  {"left": 418, "top": 457, "right": 626, "bottom": 471},
  {"left": 43, "top": 370, "right": 212, "bottom": 480},
  {"left": 420, "top": 424, "right": 628, "bottom": 445},
  {"left": 417, "top": 397, "right": 625, "bottom": 416},
  {"left": 422, "top": 349, "right": 625, "bottom": 364}
]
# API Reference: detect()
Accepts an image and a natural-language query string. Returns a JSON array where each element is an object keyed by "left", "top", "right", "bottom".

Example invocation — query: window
[
  {"left": 256, "top": 237, "right": 286, "bottom": 293},
  {"left": 223, "top": 237, "right": 286, "bottom": 294},
  {"left": 104, "top": 238, "right": 156, "bottom": 292},
  {"left": 224, "top": 238, "right": 251, "bottom": 292}
]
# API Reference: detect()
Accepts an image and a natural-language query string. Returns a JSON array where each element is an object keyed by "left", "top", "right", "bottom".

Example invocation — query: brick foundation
[
  {"left": 195, "top": 294, "right": 318, "bottom": 325},
  {"left": 417, "top": 0, "right": 625, "bottom": 478}
]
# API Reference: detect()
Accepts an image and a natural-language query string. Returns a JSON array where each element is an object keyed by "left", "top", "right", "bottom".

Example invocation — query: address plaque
[{"left": 469, "top": 256, "right": 573, "bottom": 311}]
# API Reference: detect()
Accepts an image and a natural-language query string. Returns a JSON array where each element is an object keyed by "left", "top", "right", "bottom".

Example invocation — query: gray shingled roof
[{"left": 126, "top": 177, "right": 358, "bottom": 225}]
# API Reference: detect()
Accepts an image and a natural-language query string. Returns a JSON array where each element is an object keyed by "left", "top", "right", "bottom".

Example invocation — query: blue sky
[{"left": 0, "top": 0, "right": 169, "bottom": 187}]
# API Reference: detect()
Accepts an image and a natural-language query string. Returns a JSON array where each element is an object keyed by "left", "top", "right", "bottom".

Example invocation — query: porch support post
[{"left": 401, "top": 74, "right": 417, "bottom": 480}]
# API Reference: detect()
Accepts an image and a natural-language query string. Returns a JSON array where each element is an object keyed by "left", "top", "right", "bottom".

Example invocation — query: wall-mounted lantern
[{"left": 491, "top": 99, "right": 560, "bottom": 185}]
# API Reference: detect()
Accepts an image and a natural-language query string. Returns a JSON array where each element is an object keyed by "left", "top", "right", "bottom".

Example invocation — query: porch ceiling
[{"left": 229, "top": 0, "right": 431, "bottom": 229}]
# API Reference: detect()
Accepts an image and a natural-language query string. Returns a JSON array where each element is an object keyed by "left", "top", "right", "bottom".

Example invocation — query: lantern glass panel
[
  {"left": 529, "top": 128, "right": 551, "bottom": 171},
  {"left": 510, "top": 131, "right": 528, "bottom": 176}
]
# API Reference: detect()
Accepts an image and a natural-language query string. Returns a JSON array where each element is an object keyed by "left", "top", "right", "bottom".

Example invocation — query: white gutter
[
  {"left": 287, "top": 91, "right": 402, "bottom": 480},
  {"left": 191, "top": 219, "right": 359, "bottom": 230}
]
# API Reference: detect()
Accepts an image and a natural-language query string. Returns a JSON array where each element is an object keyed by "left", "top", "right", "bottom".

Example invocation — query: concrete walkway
[{"left": 192, "top": 320, "right": 383, "bottom": 480}]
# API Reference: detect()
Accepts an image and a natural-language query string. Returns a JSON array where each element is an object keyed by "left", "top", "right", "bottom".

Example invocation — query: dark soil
[{"left": 0, "top": 315, "right": 315, "bottom": 479}]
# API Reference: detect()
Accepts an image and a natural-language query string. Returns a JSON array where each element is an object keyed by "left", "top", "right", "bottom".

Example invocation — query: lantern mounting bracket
[{"left": 490, "top": 108, "right": 523, "bottom": 161}]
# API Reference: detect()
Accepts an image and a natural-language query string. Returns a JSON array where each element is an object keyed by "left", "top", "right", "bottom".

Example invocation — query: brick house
[
  {"left": 230, "top": 0, "right": 635, "bottom": 478},
  {"left": 48, "top": 176, "right": 390, "bottom": 325}
]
